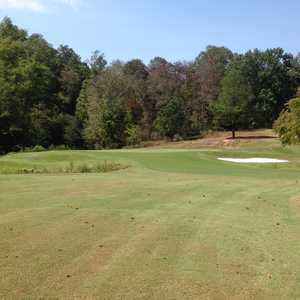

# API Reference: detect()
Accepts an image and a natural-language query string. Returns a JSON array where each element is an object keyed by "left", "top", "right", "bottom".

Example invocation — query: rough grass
[
  {"left": 0, "top": 160, "right": 129, "bottom": 174},
  {"left": 1, "top": 134, "right": 300, "bottom": 299}
]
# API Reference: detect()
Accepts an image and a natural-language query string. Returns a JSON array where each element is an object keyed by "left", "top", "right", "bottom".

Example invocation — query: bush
[
  {"left": 126, "top": 126, "right": 142, "bottom": 146},
  {"left": 32, "top": 145, "right": 46, "bottom": 152},
  {"left": 95, "top": 160, "right": 126, "bottom": 173},
  {"left": 65, "top": 161, "right": 75, "bottom": 173},
  {"left": 22, "top": 145, "right": 46, "bottom": 153},
  {"left": 76, "top": 163, "right": 92, "bottom": 173},
  {"left": 274, "top": 88, "right": 300, "bottom": 145},
  {"left": 19, "top": 168, "right": 35, "bottom": 174}
]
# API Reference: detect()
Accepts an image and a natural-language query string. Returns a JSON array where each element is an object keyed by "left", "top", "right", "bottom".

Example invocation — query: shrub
[
  {"left": 32, "top": 145, "right": 46, "bottom": 152},
  {"left": 126, "top": 126, "right": 142, "bottom": 146},
  {"left": 22, "top": 145, "right": 46, "bottom": 152},
  {"left": 95, "top": 160, "right": 126, "bottom": 173},
  {"left": 0, "top": 161, "right": 129, "bottom": 174},
  {"left": 274, "top": 88, "right": 300, "bottom": 145},
  {"left": 17, "top": 168, "right": 35, "bottom": 174},
  {"left": 76, "top": 163, "right": 92, "bottom": 173}
]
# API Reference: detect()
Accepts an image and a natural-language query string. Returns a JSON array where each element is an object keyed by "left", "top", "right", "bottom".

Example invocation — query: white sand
[{"left": 218, "top": 157, "right": 289, "bottom": 164}]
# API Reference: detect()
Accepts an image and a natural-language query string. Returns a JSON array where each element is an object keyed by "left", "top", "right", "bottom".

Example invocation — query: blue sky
[{"left": 0, "top": 0, "right": 299, "bottom": 63}]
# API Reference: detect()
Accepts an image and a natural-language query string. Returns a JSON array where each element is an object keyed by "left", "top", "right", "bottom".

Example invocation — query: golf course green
[{"left": 1, "top": 139, "right": 300, "bottom": 299}]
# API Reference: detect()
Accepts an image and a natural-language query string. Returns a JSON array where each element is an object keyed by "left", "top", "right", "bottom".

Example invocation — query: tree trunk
[{"left": 232, "top": 129, "right": 236, "bottom": 139}]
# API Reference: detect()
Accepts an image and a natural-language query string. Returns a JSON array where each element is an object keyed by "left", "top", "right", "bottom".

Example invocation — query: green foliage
[
  {"left": 274, "top": 88, "right": 300, "bottom": 145},
  {"left": 213, "top": 48, "right": 300, "bottom": 134},
  {"left": 155, "top": 97, "right": 185, "bottom": 138},
  {"left": 0, "top": 16, "right": 27, "bottom": 40},
  {"left": 100, "top": 98, "right": 127, "bottom": 148},
  {"left": 85, "top": 96, "right": 128, "bottom": 149},
  {"left": 125, "top": 125, "right": 142, "bottom": 146},
  {"left": 88, "top": 50, "right": 107, "bottom": 75},
  {"left": 57, "top": 45, "right": 89, "bottom": 115},
  {"left": 22, "top": 145, "right": 47, "bottom": 152},
  {"left": 123, "top": 59, "right": 148, "bottom": 80},
  {"left": 213, "top": 55, "right": 253, "bottom": 137},
  {"left": 75, "top": 79, "right": 89, "bottom": 124},
  {"left": 1, "top": 17, "right": 300, "bottom": 153},
  {"left": 240, "top": 48, "right": 298, "bottom": 127},
  {"left": 0, "top": 18, "right": 89, "bottom": 153},
  {"left": 149, "top": 57, "right": 168, "bottom": 68},
  {"left": 29, "top": 106, "right": 53, "bottom": 147},
  {"left": 32, "top": 145, "right": 46, "bottom": 152},
  {"left": 195, "top": 45, "right": 233, "bottom": 102},
  {"left": 84, "top": 68, "right": 129, "bottom": 149},
  {"left": 62, "top": 114, "right": 83, "bottom": 148}
]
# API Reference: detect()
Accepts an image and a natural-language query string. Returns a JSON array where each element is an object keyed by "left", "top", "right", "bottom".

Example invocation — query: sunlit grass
[{"left": 1, "top": 138, "right": 300, "bottom": 298}]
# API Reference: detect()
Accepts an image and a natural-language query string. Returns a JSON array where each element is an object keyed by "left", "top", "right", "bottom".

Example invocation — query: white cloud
[
  {"left": 60, "top": 0, "right": 81, "bottom": 9},
  {"left": 0, "top": 0, "right": 82, "bottom": 12},
  {"left": 0, "top": 0, "right": 46, "bottom": 12}
]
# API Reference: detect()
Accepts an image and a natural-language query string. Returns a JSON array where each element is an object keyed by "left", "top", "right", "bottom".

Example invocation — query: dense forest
[{"left": 1, "top": 17, "right": 300, "bottom": 153}]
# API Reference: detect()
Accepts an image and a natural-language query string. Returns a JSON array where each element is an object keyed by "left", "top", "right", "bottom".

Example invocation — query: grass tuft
[{"left": 0, "top": 160, "right": 129, "bottom": 175}]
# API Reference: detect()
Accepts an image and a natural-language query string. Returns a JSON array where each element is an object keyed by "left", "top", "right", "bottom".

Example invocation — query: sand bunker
[{"left": 218, "top": 157, "right": 289, "bottom": 164}]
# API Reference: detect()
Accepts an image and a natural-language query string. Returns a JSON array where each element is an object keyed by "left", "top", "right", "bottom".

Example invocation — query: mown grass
[{"left": 1, "top": 139, "right": 300, "bottom": 299}]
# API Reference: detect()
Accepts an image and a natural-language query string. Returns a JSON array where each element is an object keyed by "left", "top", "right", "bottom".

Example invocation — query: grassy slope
[{"left": 1, "top": 141, "right": 300, "bottom": 299}]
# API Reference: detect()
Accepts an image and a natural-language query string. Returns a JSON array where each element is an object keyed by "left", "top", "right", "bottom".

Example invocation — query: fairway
[{"left": 1, "top": 142, "right": 300, "bottom": 299}]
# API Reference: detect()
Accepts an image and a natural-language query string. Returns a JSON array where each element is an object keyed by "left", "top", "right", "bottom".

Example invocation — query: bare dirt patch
[{"left": 143, "top": 129, "right": 279, "bottom": 149}]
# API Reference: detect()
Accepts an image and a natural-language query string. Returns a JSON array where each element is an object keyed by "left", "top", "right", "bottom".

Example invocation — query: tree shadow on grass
[{"left": 226, "top": 135, "right": 278, "bottom": 140}]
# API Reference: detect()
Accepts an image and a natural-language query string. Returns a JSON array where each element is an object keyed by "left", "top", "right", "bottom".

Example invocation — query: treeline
[{"left": 1, "top": 17, "right": 300, "bottom": 153}]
